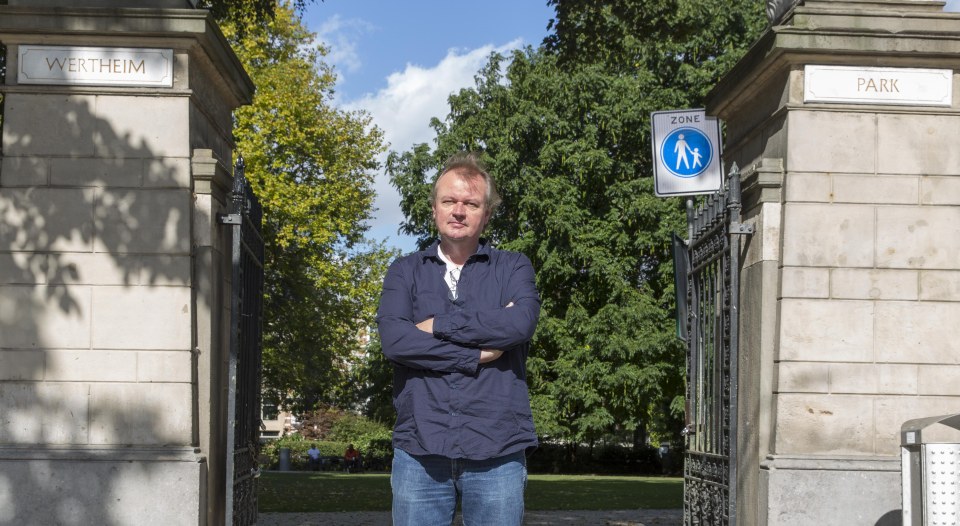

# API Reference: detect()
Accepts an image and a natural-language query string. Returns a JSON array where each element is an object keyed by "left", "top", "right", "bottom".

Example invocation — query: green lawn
[{"left": 258, "top": 472, "right": 682, "bottom": 513}]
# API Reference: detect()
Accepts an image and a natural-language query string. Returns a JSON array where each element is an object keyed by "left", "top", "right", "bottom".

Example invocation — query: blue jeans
[{"left": 391, "top": 447, "right": 527, "bottom": 526}]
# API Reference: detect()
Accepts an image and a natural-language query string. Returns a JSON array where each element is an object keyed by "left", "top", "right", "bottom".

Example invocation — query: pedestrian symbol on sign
[{"left": 661, "top": 128, "right": 712, "bottom": 178}]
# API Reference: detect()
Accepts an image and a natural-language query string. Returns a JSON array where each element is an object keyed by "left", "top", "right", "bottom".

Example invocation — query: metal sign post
[{"left": 651, "top": 109, "right": 723, "bottom": 197}]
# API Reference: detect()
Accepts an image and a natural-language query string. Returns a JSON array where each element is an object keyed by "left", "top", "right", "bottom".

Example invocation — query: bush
[
  {"left": 527, "top": 442, "right": 664, "bottom": 475},
  {"left": 259, "top": 435, "right": 351, "bottom": 470},
  {"left": 259, "top": 408, "right": 394, "bottom": 471}
]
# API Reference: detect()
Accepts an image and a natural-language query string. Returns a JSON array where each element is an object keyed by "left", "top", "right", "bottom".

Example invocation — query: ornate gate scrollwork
[{"left": 680, "top": 164, "right": 752, "bottom": 526}]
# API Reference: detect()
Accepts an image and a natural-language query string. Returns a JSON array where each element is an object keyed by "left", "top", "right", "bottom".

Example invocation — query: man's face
[{"left": 432, "top": 170, "right": 491, "bottom": 245}]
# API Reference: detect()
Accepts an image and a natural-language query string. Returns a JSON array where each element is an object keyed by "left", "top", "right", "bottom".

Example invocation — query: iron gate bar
[
  {"left": 220, "top": 157, "right": 265, "bottom": 526},
  {"left": 682, "top": 164, "right": 749, "bottom": 526}
]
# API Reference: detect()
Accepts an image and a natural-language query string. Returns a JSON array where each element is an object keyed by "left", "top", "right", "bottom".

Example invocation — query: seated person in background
[
  {"left": 307, "top": 444, "right": 321, "bottom": 471},
  {"left": 344, "top": 444, "right": 361, "bottom": 473}
]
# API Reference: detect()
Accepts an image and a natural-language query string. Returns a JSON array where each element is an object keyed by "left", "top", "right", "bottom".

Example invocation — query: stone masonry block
[
  {"left": 778, "top": 361, "right": 829, "bottom": 392},
  {"left": 765, "top": 463, "right": 901, "bottom": 525},
  {"left": 780, "top": 267, "right": 829, "bottom": 298},
  {"left": 919, "top": 270, "right": 960, "bottom": 301},
  {"left": 830, "top": 268, "right": 918, "bottom": 300},
  {"left": 91, "top": 286, "right": 191, "bottom": 350},
  {"left": 138, "top": 255, "right": 191, "bottom": 286},
  {"left": 50, "top": 157, "right": 142, "bottom": 187},
  {"left": 779, "top": 299, "right": 874, "bottom": 362},
  {"left": 878, "top": 113, "right": 960, "bottom": 175},
  {"left": 1, "top": 94, "right": 98, "bottom": 156},
  {"left": 875, "top": 396, "right": 960, "bottom": 454},
  {"left": 93, "top": 189, "right": 191, "bottom": 254},
  {"left": 0, "top": 156, "right": 49, "bottom": 187},
  {"left": 0, "top": 457, "right": 201, "bottom": 525},
  {"left": 46, "top": 253, "right": 138, "bottom": 286},
  {"left": 760, "top": 203, "right": 782, "bottom": 263},
  {"left": 775, "top": 393, "right": 875, "bottom": 454},
  {"left": 0, "top": 188, "right": 95, "bottom": 252},
  {"left": 0, "top": 285, "right": 91, "bottom": 349},
  {"left": 784, "top": 172, "right": 831, "bottom": 202},
  {"left": 782, "top": 203, "right": 875, "bottom": 267},
  {"left": 918, "top": 365, "right": 960, "bottom": 396},
  {"left": 0, "top": 382, "right": 89, "bottom": 444},
  {"left": 45, "top": 350, "right": 137, "bottom": 382},
  {"left": 829, "top": 363, "right": 878, "bottom": 394},
  {"left": 921, "top": 176, "right": 960, "bottom": 205},
  {"left": 876, "top": 206, "right": 960, "bottom": 269},
  {"left": 88, "top": 383, "right": 192, "bottom": 445},
  {"left": 0, "top": 384, "right": 41, "bottom": 442},
  {"left": 44, "top": 253, "right": 191, "bottom": 287},
  {"left": 832, "top": 174, "right": 918, "bottom": 205},
  {"left": 878, "top": 364, "right": 918, "bottom": 395},
  {"left": 0, "top": 252, "right": 46, "bottom": 285},
  {"left": 93, "top": 95, "right": 190, "bottom": 159},
  {"left": 137, "top": 350, "right": 192, "bottom": 383},
  {"left": 194, "top": 193, "right": 214, "bottom": 247},
  {"left": 144, "top": 157, "right": 191, "bottom": 188},
  {"left": 787, "top": 111, "right": 876, "bottom": 173},
  {"left": 875, "top": 301, "right": 960, "bottom": 364},
  {"left": 0, "top": 350, "right": 44, "bottom": 381}
]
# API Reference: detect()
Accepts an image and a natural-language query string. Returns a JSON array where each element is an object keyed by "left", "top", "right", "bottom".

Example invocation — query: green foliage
[
  {"left": 327, "top": 413, "right": 392, "bottom": 452},
  {"left": 387, "top": 0, "right": 765, "bottom": 446},
  {"left": 201, "top": 0, "right": 315, "bottom": 30},
  {"left": 294, "top": 407, "right": 393, "bottom": 459},
  {"left": 220, "top": 5, "right": 395, "bottom": 412},
  {"left": 350, "top": 336, "right": 396, "bottom": 425},
  {"left": 260, "top": 435, "right": 349, "bottom": 469}
]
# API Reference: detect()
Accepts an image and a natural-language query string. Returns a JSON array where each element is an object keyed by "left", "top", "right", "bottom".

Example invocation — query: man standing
[{"left": 377, "top": 152, "right": 541, "bottom": 526}]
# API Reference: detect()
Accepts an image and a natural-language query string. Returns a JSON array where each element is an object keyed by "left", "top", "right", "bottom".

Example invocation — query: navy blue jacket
[{"left": 376, "top": 240, "right": 541, "bottom": 460}]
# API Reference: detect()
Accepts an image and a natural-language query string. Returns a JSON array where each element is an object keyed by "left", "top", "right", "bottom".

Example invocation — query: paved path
[{"left": 259, "top": 509, "right": 682, "bottom": 525}]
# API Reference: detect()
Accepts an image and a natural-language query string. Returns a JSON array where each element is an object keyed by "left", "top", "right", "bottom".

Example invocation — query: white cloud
[
  {"left": 947, "top": 0, "right": 960, "bottom": 11},
  {"left": 342, "top": 40, "right": 523, "bottom": 250},
  {"left": 315, "top": 15, "right": 372, "bottom": 76}
]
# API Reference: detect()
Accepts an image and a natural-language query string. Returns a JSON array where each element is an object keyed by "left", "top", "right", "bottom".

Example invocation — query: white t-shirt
[{"left": 436, "top": 246, "right": 463, "bottom": 299}]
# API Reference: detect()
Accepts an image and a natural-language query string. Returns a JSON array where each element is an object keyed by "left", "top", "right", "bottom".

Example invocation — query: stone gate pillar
[
  {"left": 0, "top": 1, "right": 253, "bottom": 524},
  {"left": 707, "top": 1, "right": 960, "bottom": 524}
]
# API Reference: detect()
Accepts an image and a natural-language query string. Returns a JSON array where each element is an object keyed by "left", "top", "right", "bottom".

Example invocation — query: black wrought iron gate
[
  {"left": 221, "top": 158, "right": 265, "bottom": 525},
  {"left": 680, "top": 164, "right": 751, "bottom": 526}
]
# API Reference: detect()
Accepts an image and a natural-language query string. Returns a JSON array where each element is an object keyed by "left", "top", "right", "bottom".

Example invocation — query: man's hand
[
  {"left": 479, "top": 349, "right": 503, "bottom": 363},
  {"left": 416, "top": 317, "right": 433, "bottom": 333}
]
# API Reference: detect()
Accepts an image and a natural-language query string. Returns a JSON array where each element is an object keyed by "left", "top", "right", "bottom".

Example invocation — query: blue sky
[
  {"left": 302, "top": 1, "right": 556, "bottom": 253},
  {"left": 303, "top": 0, "right": 960, "bottom": 254}
]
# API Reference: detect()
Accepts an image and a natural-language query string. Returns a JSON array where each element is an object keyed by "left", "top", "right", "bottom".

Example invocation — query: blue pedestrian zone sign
[
  {"left": 651, "top": 109, "right": 723, "bottom": 197},
  {"left": 662, "top": 128, "right": 711, "bottom": 178}
]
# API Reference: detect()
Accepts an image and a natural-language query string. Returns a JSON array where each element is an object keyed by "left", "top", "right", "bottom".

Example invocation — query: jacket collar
[{"left": 421, "top": 238, "right": 492, "bottom": 264}]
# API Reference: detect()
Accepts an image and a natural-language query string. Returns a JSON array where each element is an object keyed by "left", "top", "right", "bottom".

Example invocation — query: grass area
[{"left": 258, "top": 472, "right": 682, "bottom": 513}]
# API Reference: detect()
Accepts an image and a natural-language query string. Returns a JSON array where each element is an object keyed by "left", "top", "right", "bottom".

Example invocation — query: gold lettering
[{"left": 129, "top": 59, "right": 145, "bottom": 74}]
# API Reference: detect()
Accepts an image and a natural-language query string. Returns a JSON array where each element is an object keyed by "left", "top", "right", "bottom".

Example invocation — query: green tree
[
  {"left": 221, "top": 4, "right": 394, "bottom": 413},
  {"left": 200, "top": 0, "right": 316, "bottom": 28},
  {"left": 387, "top": 0, "right": 765, "bottom": 448}
]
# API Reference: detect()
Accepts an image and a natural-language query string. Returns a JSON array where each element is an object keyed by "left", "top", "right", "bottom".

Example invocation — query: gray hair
[{"left": 430, "top": 152, "right": 502, "bottom": 212}]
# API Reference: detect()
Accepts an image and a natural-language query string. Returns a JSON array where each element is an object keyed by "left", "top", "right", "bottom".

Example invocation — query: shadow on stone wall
[{"left": 0, "top": 92, "right": 212, "bottom": 524}]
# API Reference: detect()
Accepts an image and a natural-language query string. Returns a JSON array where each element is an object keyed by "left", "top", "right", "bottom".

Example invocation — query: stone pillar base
[{"left": 760, "top": 455, "right": 901, "bottom": 525}]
